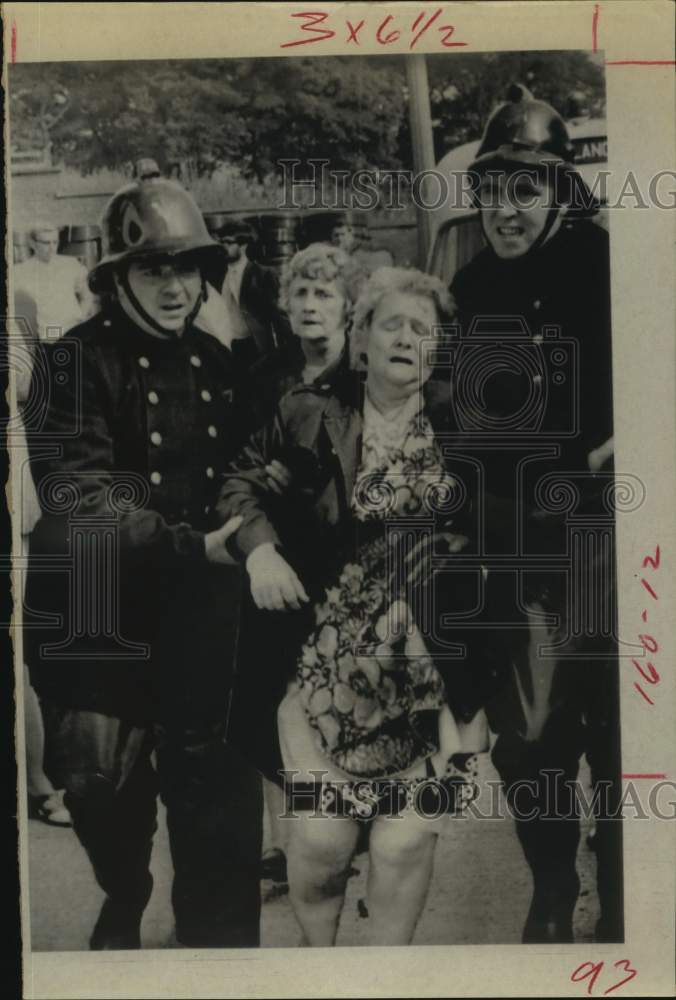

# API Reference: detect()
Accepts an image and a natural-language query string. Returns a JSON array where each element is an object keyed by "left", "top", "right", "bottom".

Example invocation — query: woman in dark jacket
[
  {"left": 218, "top": 267, "right": 481, "bottom": 946},
  {"left": 241, "top": 242, "right": 359, "bottom": 432},
  {"left": 236, "top": 242, "right": 360, "bottom": 884}
]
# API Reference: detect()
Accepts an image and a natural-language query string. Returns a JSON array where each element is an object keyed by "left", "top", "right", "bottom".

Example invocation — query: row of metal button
[
  {"left": 150, "top": 466, "right": 216, "bottom": 487},
  {"left": 137, "top": 353, "right": 203, "bottom": 370},
  {"left": 136, "top": 353, "right": 219, "bottom": 486},
  {"left": 145, "top": 388, "right": 213, "bottom": 405}
]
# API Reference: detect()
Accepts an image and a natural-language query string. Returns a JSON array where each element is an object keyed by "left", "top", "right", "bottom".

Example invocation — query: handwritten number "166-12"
[{"left": 633, "top": 545, "right": 661, "bottom": 705}]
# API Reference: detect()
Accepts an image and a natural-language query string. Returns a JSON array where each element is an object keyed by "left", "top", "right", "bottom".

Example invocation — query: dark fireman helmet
[
  {"left": 89, "top": 179, "right": 226, "bottom": 293},
  {"left": 469, "top": 84, "right": 598, "bottom": 215}
]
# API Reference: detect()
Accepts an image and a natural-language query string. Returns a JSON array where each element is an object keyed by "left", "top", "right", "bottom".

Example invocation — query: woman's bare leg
[
  {"left": 24, "top": 663, "right": 56, "bottom": 799},
  {"left": 261, "top": 777, "right": 289, "bottom": 883},
  {"left": 263, "top": 778, "right": 288, "bottom": 850},
  {"left": 278, "top": 686, "right": 361, "bottom": 945},
  {"left": 287, "top": 814, "right": 360, "bottom": 945},
  {"left": 367, "top": 809, "right": 443, "bottom": 945}
]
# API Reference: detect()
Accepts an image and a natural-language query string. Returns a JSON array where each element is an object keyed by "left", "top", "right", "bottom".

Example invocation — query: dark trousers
[
  {"left": 42, "top": 704, "right": 263, "bottom": 948},
  {"left": 438, "top": 560, "right": 623, "bottom": 942},
  {"left": 484, "top": 597, "right": 623, "bottom": 942}
]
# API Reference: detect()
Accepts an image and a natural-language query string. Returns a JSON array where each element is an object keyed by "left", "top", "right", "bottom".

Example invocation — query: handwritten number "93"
[{"left": 571, "top": 960, "right": 637, "bottom": 995}]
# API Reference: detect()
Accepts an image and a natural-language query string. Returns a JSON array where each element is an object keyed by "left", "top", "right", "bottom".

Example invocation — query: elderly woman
[{"left": 219, "top": 267, "right": 480, "bottom": 945}]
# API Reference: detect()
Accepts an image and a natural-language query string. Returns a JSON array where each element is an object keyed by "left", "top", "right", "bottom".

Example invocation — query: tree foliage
[
  {"left": 9, "top": 57, "right": 406, "bottom": 180},
  {"left": 426, "top": 50, "right": 606, "bottom": 158},
  {"left": 9, "top": 52, "right": 605, "bottom": 179}
]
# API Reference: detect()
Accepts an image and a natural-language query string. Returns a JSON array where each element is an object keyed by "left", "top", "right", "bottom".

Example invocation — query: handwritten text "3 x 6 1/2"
[{"left": 280, "top": 9, "right": 468, "bottom": 50}]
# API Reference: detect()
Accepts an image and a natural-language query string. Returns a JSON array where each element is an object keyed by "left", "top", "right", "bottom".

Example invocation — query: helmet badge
[{"left": 122, "top": 203, "right": 146, "bottom": 248}]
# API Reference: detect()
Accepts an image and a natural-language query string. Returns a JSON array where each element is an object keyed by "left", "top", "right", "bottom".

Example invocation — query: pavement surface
[{"left": 26, "top": 755, "right": 599, "bottom": 951}]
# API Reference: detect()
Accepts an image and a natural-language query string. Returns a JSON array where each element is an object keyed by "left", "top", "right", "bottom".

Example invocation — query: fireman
[
  {"left": 448, "top": 85, "right": 621, "bottom": 942},
  {"left": 25, "top": 178, "right": 263, "bottom": 949}
]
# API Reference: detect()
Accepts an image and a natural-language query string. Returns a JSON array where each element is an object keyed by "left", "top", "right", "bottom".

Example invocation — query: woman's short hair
[
  {"left": 279, "top": 242, "right": 360, "bottom": 313},
  {"left": 351, "top": 266, "right": 456, "bottom": 367}
]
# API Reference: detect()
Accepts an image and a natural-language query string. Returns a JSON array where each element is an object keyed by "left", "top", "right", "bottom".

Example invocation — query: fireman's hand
[
  {"left": 204, "top": 516, "right": 243, "bottom": 565},
  {"left": 588, "top": 436, "right": 614, "bottom": 472},
  {"left": 264, "top": 460, "right": 293, "bottom": 495}
]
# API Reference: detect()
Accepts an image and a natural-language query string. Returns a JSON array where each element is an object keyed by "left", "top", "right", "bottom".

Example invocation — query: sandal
[
  {"left": 260, "top": 848, "right": 287, "bottom": 883},
  {"left": 28, "top": 790, "right": 72, "bottom": 827}
]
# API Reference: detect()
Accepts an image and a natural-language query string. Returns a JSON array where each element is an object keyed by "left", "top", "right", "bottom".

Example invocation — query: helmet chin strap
[{"left": 118, "top": 264, "right": 206, "bottom": 337}]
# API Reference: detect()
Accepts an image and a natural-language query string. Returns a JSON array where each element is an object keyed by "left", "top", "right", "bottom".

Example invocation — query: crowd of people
[{"left": 17, "top": 87, "right": 621, "bottom": 949}]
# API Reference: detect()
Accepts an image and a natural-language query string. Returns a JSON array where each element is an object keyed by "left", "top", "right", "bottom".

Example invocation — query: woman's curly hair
[
  {"left": 351, "top": 266, "right": 456, "bottom": 368},
  {"left": 279, "top": 242, "right": 362, "bottom": 318}
]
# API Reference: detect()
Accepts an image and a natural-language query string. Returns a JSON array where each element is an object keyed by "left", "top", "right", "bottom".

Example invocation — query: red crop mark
[
  {"left": 11, "top": 20, "right": 17, "bottom": 63},
  {"left": 593, "top": 5, "right": 675, "bottom": 65},
  {"left": 592, "top": 3, "right": 600, "bottom": 53},
  {"left": 606, "top": 59, "right": 676, "bottom": 66},
  {"left": 622, "top": 773, "right": 666, "bottom": 779}
]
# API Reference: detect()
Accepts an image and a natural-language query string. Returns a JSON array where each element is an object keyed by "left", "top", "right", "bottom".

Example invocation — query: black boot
[
  {"left": 515, "top": 804, "right": 582, "bottom": 944},
  {"left": 522, "top": 867, "right": 580, "bottom": 943},
  {"left": 493, "top": 732, "right": 583, "bottom": 945},
  {"left": 90, "top": 890, "right": 150, "bottom": 950}
]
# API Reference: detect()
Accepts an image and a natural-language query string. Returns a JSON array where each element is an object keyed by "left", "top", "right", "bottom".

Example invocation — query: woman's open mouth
[{"left": 389, "top": 355, "right": 414, "bottom": 365}]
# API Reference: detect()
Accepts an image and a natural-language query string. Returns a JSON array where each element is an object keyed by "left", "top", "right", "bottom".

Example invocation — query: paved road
[{"left": 27, "top": 756, "right": 599, "bottom": 951}]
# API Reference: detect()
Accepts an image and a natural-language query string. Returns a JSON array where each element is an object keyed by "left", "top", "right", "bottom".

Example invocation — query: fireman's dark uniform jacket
[
  {"left": 24, "top": 179, "right": 263, "bottom": 949},
  {"left": 25, "top": 304, "right": 243, "bottom": 721},
  {"left": 451, "top": 219, "right": 613, "bottom": 556},
  {"left": 448, "top": 88, "right": 615, "bottom": 717},
  {"left": 444, "top": 87, "right": 621, "bottom": 944},
  {"left": 450, "top": 218, "right": 616, "bottom": 742}
]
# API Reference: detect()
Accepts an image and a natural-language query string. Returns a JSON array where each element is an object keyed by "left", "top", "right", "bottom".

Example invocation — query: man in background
[
  {"left": 204, "top": 217, "right": 290, "bottom": 367},
  {"left": 329, "top": 212, "right": 394, "bottom": 275},
  {"left": 14, "top": 222, "right": 96, "bottom": 832},
  {"left": 13, "top": 223, "right": 95, "bottom": 343}
]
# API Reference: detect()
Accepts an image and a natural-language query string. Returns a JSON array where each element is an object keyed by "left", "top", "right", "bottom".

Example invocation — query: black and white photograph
[{"left": 5, "top": 2, "right": 675, "bottom": 996}]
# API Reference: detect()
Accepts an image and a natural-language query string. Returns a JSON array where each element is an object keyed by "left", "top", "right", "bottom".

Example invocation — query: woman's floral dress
[{"left": 296, "top": 393, "right": 462, "bottom": 779}]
